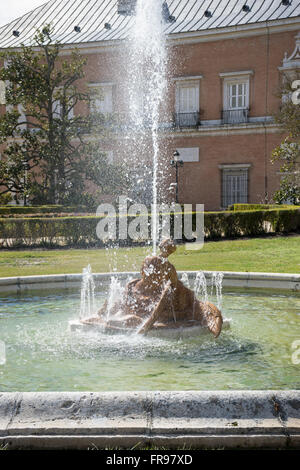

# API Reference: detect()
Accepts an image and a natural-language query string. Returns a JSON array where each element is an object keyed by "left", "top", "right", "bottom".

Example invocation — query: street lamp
[
  {"left": 170, "top": 150, "right": 183, "bottom": 204},
  {"left": 22, "top": 161, "right": 30, "bottom": 206}
]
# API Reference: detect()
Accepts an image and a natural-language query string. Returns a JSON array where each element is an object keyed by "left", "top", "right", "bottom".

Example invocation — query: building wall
[
  {"left": 1, "top": 24, "right": 299, "bottom": 210},
  {"left": 76, "top": 27, "right": 297, "bottom": 210},
  {"left": 160, "top": 29, "right": 298, "bottom": 209}
]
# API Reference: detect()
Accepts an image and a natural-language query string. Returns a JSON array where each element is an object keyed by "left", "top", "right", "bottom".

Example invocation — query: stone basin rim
[
  {"left": 0, "top": 391, "right": 299, "bottom": 449},
  {"left": 0, "top": 270, "right": 299, "bottom": 292}
]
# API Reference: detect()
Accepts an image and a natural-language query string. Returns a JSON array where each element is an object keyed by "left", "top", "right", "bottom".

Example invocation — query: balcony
[
  {"left": 173, "top": 112, "right": 200, "bottom": 129},
  {"left": 222, "top": 108, "right": 249, "bottom": 125}
]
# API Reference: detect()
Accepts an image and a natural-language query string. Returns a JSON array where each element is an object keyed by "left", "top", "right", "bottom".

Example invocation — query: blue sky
[{"left": 0, "top": 1, "right": 46, "bottom": 27}]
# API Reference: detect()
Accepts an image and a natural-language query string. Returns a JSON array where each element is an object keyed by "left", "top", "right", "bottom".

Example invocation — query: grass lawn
[{"left": 0, "top": 235, "right": 299, "bottom": 277}]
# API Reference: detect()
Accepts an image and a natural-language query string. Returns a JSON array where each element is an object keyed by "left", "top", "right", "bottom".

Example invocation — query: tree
[
  {"left": 271, "top": 73, "right": 300, "bottom": 205},
  {"left": 0, "top": 25, "right": 126, "bottom": 206}
]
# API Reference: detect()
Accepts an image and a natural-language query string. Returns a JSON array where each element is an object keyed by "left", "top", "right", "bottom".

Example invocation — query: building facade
[{"left": 0, "top": 0, "right": 300, "bottom": 210}]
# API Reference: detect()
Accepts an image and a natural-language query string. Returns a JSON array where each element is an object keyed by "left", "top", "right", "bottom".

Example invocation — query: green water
[{"left": 0, "top": 287, "right": 299, "bottom": 391}]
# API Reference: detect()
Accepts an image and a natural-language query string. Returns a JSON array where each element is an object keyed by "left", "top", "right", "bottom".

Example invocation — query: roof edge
[{"left": 1, "top": 16, "right": 300, "bottom": 54}]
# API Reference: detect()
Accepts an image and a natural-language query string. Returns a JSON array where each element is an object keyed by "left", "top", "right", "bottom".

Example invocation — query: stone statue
[{"left": 82, "top": 239, "right": 223, "bottom": 338}]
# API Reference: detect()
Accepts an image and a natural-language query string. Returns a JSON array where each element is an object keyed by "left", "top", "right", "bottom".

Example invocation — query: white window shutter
[
  {"left": 17, "top": 104, "right": 27, "bottom": 130},
  {"left": 226, "top": 80, "right": 248, "bottom": 110},
  {"left": 92, "top": 85, "right": 113, "bottom": 113},
  {"left": 106, "top": 151, "right": 114, "bottom": 163},
  {"left": 179, "top": 86, "right": 198, "bottom": 113},
  {"left": 0, "top": 81, "right": 5, "bottom": 104},
  {"left": 103, "top": 87, "right": 113, "bottom": 113},
  {"left": 52, "top": 99, "right": 61, "bottom": 118}
]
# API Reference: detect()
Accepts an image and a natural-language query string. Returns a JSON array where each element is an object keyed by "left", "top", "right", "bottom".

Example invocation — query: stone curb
[
  {"left": 0, "top": 271, "right": 299, "bottom": 293},
  {"left": 0, "top": 391, "right": 299, "bottom": 449}
]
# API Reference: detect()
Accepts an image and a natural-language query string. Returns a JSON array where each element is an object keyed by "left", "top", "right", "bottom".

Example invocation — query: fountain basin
[
  {"left": 0, "top": 277, "right": 299, "bottom": 392},
  {"left": 0, "top": 273, "right": 299, "bottom": 449}
]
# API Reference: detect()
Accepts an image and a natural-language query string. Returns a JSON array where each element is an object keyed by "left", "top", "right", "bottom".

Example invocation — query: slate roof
[{"left": 0, "top": 0, "right": 299, "bottom": 48}]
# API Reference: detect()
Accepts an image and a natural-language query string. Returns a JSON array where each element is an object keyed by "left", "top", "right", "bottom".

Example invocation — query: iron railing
[
  {"left": 222, "top": 108, "right": 249, "bottom": 125},
  {"left": 173, "top": 112, "right": 200, "bottom": 128}
]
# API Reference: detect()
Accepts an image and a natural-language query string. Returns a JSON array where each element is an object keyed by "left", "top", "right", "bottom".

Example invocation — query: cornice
[{"left": 6, "top": 17, "right": 297, "bottom": 56}]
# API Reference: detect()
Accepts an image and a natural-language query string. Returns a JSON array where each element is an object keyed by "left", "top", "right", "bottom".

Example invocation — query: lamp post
[
  {"left": 22, "top": 161, "right": 30, "bottom": 206},
  {"left": 171, "top": 150, "right": 183, "bottom": 204}
]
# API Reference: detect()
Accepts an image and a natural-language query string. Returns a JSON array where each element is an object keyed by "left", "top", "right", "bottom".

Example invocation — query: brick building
[{"left": 0, "top": 0, "right": 300, "bottom": 210}]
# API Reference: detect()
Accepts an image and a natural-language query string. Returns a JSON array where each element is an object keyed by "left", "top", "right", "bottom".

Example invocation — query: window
[
  {"left": 52, "top": 100, "right": 74, "bottom": 119},
  {"left": 5, "top": 103, "right": 27, "bottom": 131},
  {"left": 52, "top": 99, "right": 62, "bottom": 119},
  {"left": 227, "top": 82, "right": 247, "bottom": 109},
  {"left": 129, "top": 85, "right": 147, "bottom": 125},
  {"left": 220, "top": 164, "right": 250, "bottom": 208},
  {"left": 105, "top": 150, "right": 114, "bottom": 164},
  {"left": 220, "top": 71, "right": 252, "bottom": 124},
  {"left": 52, "top": 88, "right": 74, "bottom": 119},
  {"left": 179, "top": 86, "right": 198, "bottom": 113},
  {"left": 174, "top": 77, "right": 201, "bottom": 128},
  {"left": 17, "top": 104, "right": 27, "bottom": 130},
  {"left": 89, "top": 83, "right": 113, "bottom": 114},
  {"left": 0, "top": 81, "right": 5, "bottom": 105}
]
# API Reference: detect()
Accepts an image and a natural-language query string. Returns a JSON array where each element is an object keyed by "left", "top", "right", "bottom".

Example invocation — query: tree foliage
[
  {"left": 271, "top": 73, "right": 300, "bottom": 204},
  {"left": 0, "top": 26, "right": 126, "bottom": 206}
]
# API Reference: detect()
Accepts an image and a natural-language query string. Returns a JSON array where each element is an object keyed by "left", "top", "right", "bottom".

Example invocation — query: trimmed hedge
[
  {"left": 0, "top": 207, "right": 299, "bottom": 248},
  {"left": 204, "top": 208, "right": 300, "bottom": 239},
  {"left": 229, "top": 203, "right": 300, "bottom": 211},
  {"left": 0, "top": 205, "right": 89, "bottom": 216},
  {"left": 0, "top": 216, "right": 106, "bottom": 248}
]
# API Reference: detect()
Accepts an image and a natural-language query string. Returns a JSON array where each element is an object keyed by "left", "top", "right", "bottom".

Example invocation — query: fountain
[
  {"left": 70, "top": 2, "right": 227, "bottom": 340},
  {"left": 0, "top": 3, "right": 299, "bottom": 450},
  {"left": 123, "top": 0, "right": 168, "bottom": 254},
  {"left": 73, "top": 239, "right": 225, "bottom": 339}
]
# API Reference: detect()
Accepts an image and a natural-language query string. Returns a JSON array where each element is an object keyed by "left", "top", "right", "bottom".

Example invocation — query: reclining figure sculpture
[{"left": 82, "top": 239, "right": 223, "bottom": 338}]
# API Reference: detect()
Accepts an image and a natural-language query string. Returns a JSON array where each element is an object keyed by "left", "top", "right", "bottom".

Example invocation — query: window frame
[
  {"left": 174, "top": 77, "right": 201, "bottom": 115},
  {"left": 52, "top": 87, "right": 74, "bottom": 120},
  {"left": 226, "top": 80, "right": 248, "bottom": 110},
  {"left": 219, "top": 164, "right": 251, "bottom": 209},
  {"left": 88, "top": 82, "right": 114, "bottom": 114},
  {"left": 223, "top": 77, "right": 249, "bottom": 111},
  {"left": 220, "top": 71, "right": 253, "bottom": 112}
]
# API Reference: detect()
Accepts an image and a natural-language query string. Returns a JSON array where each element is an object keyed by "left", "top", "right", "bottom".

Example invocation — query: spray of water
[
  {"left": 126, "top": 0, "right": 167, "bottom": 254},
  {"left": 106, "top": 276, "right": 125, "bottom": 321},
  {"left": 194, "top": 272, "right": 208, "bottom": 303},
  {"left": 211, "top": 272, "right": 224, "bottom": 309},
  {"left": 183, "top": 271, "right": 224, "bottom": 316},
  {"left": 181, "top": 272, "right": 190, "bottom": 288},
  {"left": 80, "top": 265, "right": 96, "bottom": 319}
]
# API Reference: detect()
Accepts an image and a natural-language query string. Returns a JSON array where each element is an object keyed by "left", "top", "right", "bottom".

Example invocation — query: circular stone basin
[{"left": 0, "top": 286, "right": 299, "bottom": 392}]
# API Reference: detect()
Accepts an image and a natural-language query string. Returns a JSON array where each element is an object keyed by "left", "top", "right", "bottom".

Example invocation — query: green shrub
[
  {"left": 0, "top": 205, "right": 89, "bottom": 216},
  {"left": 0, "top": 208, "right": 299, "bottom": 248},
  {"left": 204, "top": 208, "right": 300, "bottom": 239},
  {"left": 0, "top": 193, "right": 12, "bottom": 205},
  {"left": 229, "top": 203, "right": 300, "bottom": 211}
]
